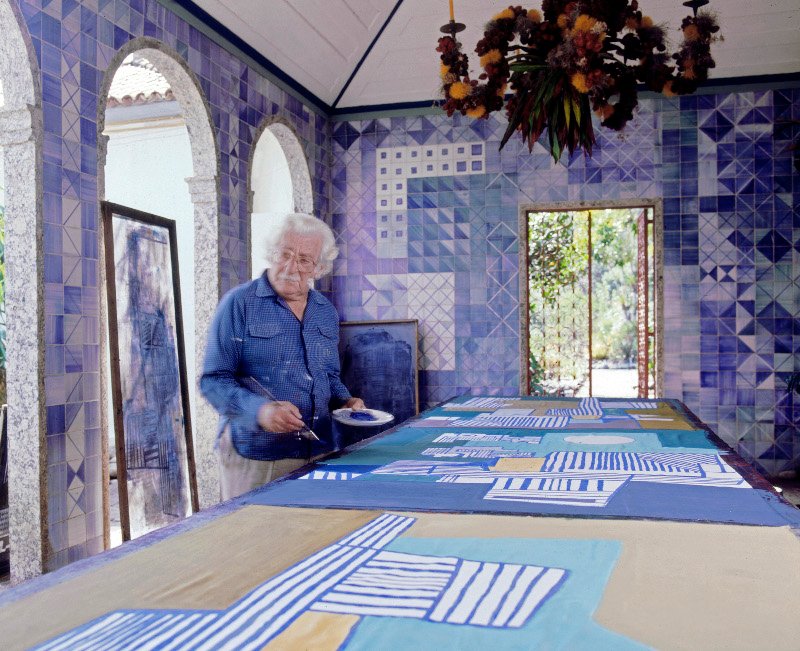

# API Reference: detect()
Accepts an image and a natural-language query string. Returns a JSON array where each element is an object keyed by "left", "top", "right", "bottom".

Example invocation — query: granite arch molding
[
  {"left": 97, "top": 37, "right": 221, "bottom": 510},
  {"left": 249, "top": 116, "right": 314, "bottom": 217},
  {"left": 0, "top": 0, "right": 45, "bottom": 583}
]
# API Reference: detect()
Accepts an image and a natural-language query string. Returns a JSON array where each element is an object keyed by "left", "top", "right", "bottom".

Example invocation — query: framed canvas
[
  {"left": 339, "top": 319, "right": 419, "bottom": 426},
  {"left": 0, "top": 404, "right": 8, "bottom": 577},
  {"left": 102, "top": 202, "right": 197, "bottom": 541}
]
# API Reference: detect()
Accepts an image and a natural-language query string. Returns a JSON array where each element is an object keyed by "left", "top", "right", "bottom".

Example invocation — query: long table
[{"left": 2, "top": 396, "right": 799, "bottom": 649}]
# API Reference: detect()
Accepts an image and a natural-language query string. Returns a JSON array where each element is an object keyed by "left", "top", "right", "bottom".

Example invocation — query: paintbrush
[{"left": 242, "top": 376, "right": 320, "bottom": 441}]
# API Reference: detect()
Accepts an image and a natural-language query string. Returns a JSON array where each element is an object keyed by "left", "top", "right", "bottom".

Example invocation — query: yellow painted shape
[
  {"left": 491, "top": 457, "right": 545, "bottom": 472},
  {"left": 628, "top": 405, "right": 693, "bottom": 430},
  {"left": 265, "top": 611, "right": 359, "bottom": 650}
]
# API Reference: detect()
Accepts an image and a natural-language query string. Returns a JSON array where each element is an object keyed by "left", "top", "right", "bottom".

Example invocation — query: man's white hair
[{"left": 264, "top": 212, "right": 338, "bottom": 278}]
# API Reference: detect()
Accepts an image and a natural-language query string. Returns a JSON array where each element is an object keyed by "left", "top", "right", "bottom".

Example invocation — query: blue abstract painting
[
  {"left": 339, "top": 320, "right": 418, "bottom": 425},
  {"left": 108, "top": 208, "right": 194, "bottom": 539}
]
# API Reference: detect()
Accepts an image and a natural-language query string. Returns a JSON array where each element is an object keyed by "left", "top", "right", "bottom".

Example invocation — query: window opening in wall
[
  {"left": 250, "top": 128, "right": 293, "bottom": 279},
  {"left": 102, "top": 55, "right": 195, "bottom": 546},
  {"left": 526, "top": 206, "right": 657, "bottom": 398}
]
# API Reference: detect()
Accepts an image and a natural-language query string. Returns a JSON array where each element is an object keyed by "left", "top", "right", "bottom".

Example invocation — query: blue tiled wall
[
  {"left": 330, "top": 90, "right": 800, "bottom": 479},
  {"left": 15, "top": 0, "right": 330, "bottom": 570}
]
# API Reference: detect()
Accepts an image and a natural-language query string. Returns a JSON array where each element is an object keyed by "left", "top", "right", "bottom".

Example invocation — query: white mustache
[{"left": 276, "top": 274, "right": 301, "bottom": 282}]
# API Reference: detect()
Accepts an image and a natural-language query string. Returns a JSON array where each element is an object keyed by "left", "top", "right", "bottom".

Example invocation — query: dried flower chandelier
[{"left": 437, "top": 0, "right": 720, "bottom": 161}]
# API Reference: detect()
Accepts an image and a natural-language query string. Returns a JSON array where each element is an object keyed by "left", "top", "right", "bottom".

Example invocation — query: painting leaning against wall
[
  {"left": 339, "top": 320, "right": 419, "bottom": 427},
  {"left": 102, "top": 202, "right": 197, "bottom": 541},
  {"left": 0, "top": 188, "right": 8, "bottom": 579}
]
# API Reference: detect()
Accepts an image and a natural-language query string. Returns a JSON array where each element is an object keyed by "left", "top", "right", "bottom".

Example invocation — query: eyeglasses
[{"left": 272, "top": 248, "right": 318, "bottom": 272}]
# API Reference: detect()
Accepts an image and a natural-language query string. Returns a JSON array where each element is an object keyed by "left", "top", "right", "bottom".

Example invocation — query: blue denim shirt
[{"left": 200, "top": 273, "right": 352, "bottom": 460}]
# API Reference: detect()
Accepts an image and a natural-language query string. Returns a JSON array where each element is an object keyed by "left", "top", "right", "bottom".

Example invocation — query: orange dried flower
[
  {"left": 572, "top": 14, "right": 597, "bottom": 33},
  {"left": 625, "top": 17, "right": 639, "bottom": 30},
  {"left": 571, "top": 72, "right": 590, "bottom": 93},
  {"left": 557, "top": 13, "right": 569, "bottom": 29},
  {"left": 662, "top": 80, "right": 676, "bottom": 97},
  {"left": 449, "top": 81, "right": 471, "bottom": 100},
  {"left": 493, "top": 8, "right": 515, "bottom": 21},
  {"left": 440, "top": 63, "right": 450, "bottom": 78},
  {"left": 466, "top": 105, "right": 486, "bottom": 118},
  {"left": 527, "top": 9, "right": 542, "bottom": 22},
  {"left": 641, "top": 16, "right": 653, "bottom": 28},
  {"left": 479, "top": 49, "right": 502, "bottom": 68}
]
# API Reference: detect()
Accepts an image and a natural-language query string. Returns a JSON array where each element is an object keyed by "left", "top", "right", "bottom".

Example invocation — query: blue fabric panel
[{"left": 245, "top": 477, "right": 800, "bottom": 527}]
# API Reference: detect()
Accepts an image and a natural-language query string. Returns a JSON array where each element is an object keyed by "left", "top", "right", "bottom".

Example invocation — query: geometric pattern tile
[
  {"left": 376, "top": 143, "right": 485, "bottom": 259},
  {"left": 406, "top": 272, "right": 455, "bottom": 371}
]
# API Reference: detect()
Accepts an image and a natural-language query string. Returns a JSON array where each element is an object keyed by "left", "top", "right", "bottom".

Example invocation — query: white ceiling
[{"left": 189, "top": 0, "right": 800, "bottom": 111}]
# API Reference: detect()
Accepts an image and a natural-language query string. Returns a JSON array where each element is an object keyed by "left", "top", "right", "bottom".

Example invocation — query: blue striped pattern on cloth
[
  {"left": 546, "top": 397, "right": 603, "bottom": 418},
  {"left": 450, "top": 415, "right": 569, "bottom": 429},
  {"left": 312, "top": 550, "right": 457, "bottom": 618},
  {"left": 313, "top": 551, "right": 567, "bottom": 629},
  {"left": 542, "top": 451, "right": 718, "bottom": 474},
  {"left": 428, "top": 560, "right": 566, "bottom": 627},
  {"left": 422, "top": 447, "right": 535, "bottom": 459},
  {"left": 298, "top": 470, "right": 362, "bottom": 480},
  {"left": 36, "top": 512, "right": 570, "bottom": 649},
  {"left": 432, "top": 433, "right": 542, "bottom": 444},
  {"left": 373, "top": 461, "right": 490, "bottom": 477},
  {"left": 486, "top": 477, "right": 626, "bottom": 507},
  {"left": 601, "top": 400, "right": 662, "bottom": 409},
  {"left": 35, "top": 612, "right": 219, "bottom": 651},
  {"left": 338, "top": 513, "right": 415, "bottom": 548},
  {"left": 452, "top": 397, "right": 515, "bottom": 409}
]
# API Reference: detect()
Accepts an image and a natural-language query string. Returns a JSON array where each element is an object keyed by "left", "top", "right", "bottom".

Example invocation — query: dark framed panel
[
  {"left": 102, "top": 202, "right": 197, "bottom": 541},
  {"left": 0, "top": 404, "right": 8, "bottom": 578},
  {"left": 339, "top": 320, "right": 419, "bottom": 426}
]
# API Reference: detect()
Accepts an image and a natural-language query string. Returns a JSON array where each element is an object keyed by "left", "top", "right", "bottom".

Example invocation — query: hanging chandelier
[{"left": 437, "top": 1, "right": 721, "bottom": 161}]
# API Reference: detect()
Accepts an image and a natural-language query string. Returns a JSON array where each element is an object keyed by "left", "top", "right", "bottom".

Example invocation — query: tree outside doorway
[{"left": 525, "top": 206, "right": 657, "bottom": 398}]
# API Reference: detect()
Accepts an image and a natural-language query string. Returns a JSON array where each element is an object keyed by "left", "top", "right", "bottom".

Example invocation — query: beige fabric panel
[
  {"left": 0, "top": 506, "right": 378, "bottom": 650},
  {"left": 2, "top": 507, "right": 799, "bottom": 650},
  {"left": 405, "top": 513, "right": 800, "bottom": 650}
]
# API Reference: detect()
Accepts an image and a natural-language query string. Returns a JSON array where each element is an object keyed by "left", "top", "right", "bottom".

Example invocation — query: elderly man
[{"left": 201, "top": 212, "right": 364, "bottom": 499}]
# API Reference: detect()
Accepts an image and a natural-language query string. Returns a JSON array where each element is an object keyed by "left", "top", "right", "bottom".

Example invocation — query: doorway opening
[{"left": 522, "top": 204, "right": 662, "bottom": 398}]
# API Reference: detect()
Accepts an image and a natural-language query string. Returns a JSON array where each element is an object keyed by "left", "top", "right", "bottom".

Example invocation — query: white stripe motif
[{"left": 36, "top": 514, "right": 567, "bottom": 650}]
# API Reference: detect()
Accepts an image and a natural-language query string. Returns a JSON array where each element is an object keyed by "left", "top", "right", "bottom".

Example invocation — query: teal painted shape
[
  {"left": 655, "top": 430, "right": 718, "bottom": 449},
  {"left": 537, "top": 431, "right": 717, "bottom": 454},
  {"left": 343, "top": 537, "right": 647, "bottom": 650},
  {"left": 322, "top": 425, "right": 719, "bottom": 470}
]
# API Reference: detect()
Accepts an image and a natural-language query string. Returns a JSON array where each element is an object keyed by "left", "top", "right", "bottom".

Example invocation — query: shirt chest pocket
[
  {"left": 244, "top": 322, "right": 284, "bottom": 369},
  {"left": 311, "top": 325, "right": 338, "bottom": 367}
]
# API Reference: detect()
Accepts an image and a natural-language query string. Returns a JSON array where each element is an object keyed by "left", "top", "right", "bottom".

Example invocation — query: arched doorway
[
  {"left": 98, "top": 38, "right": 220, "bottom": 521},
  {"left": 248, "top": 119, "right": 313, "bottom": 278},
  {"left": 0, "top": 0, "right": 45, "bottom": 583}
]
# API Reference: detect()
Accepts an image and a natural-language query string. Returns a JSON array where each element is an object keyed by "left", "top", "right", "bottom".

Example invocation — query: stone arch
[
  {"left": 97, "top": 37, "right": 221, "bottom": 509},
  {"left": 0, "top": 0, "right": 45, "bottom": 582},
  {"left": 247, "top": 117, "right": 314, "bottom": 276}
]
